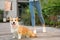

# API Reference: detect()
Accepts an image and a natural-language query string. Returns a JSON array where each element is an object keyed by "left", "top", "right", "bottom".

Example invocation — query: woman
[{"left": 29, "top": 0, "right": 46, "bottom": 33}]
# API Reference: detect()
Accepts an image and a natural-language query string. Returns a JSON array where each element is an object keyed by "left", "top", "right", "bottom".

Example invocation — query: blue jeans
[{"left": 29, "top": 1, "right": 45, "bottom": 27}]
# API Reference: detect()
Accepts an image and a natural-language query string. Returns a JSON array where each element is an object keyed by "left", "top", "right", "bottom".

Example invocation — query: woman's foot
[
  {"left": 33, "top": 27, "right": 37, "bottom": 34},
  {"left": 42, "top": 24, "right": 46, "bottom": 32}
]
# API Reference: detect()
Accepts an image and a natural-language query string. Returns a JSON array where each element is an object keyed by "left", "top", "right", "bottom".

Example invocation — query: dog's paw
[
  {"left": 18, "top": 35, "right": 21, "bottom": 39},
  {"left": 18, "top": 36, "right": 21, "bottom": 39},
  {"left": 12, "top": 36, "right": 16, "bottom": 38}
]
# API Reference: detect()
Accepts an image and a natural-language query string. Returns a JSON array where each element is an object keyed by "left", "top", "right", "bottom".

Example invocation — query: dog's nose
[{"left": 13, "top": 22, "right": 15, "bottom": 24}]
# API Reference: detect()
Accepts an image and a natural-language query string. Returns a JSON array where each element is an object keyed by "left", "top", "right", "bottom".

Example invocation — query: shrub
[
  {"left": 0, "top": 9, "right": 3, "bottom": 22},
  {"left": 21, "top": 5, "right": 60, "bottom": 27}
]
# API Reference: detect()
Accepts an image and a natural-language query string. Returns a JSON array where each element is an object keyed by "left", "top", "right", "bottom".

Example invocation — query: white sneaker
[
  {"left": 33, "top": 29, "right": 37, "bottom": 34},
  {"left": 3, "top": 18, "right": 6, "bottom": 22},
  {"left": 43, "top": 26, "right": 46, "bottom": 32},
  {"left": 33, "top": 27, "right": 37, "bottom": 34}
]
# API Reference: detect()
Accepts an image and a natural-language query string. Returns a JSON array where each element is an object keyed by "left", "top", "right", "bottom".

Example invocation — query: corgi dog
[
  {"left": 9, "top": 17, "right": 37, "bottom": 39},
  {"left": 9, "top": 17, "right": 19, "bottom": 38}
]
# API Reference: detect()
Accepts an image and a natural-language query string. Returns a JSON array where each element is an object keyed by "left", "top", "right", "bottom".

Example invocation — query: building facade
[{"left": 0, "top": 0, "right": 29, "bottom": 22}]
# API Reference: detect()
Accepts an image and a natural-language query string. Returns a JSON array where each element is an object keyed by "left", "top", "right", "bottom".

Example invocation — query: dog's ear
[
  {"left": 10, "top": 17, "right": 12, "bottom": 20},
  {"left": 16, "top": 17, "right": 18, "bottom": 20},
  {"left": 6, "top": 17, "right": 10, "bottom": 21},
  {"left": 7, "top": 17, "right": 12, "bottom": 21},
  {"left": 16, "top": 17, "right": 20, "bottom": 21}
]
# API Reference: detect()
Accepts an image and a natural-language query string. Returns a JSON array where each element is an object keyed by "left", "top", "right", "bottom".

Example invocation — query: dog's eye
[{"left": 15, "top": 20, "right": 16, "bottom": 21}]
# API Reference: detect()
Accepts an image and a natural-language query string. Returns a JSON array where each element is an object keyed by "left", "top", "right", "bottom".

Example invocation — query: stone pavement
[{"left": 0, "top": 23, "right": 60, "bottom": 40}]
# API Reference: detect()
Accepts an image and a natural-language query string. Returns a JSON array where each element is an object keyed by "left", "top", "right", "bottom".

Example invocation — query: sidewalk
[{"left": 0, "top": 23, "right": 60, "bottom": 40}]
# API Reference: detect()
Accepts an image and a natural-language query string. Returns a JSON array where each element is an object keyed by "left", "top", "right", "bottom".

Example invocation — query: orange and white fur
[{"left": 9, "top": 17, "right": 37, "bottom": 39}]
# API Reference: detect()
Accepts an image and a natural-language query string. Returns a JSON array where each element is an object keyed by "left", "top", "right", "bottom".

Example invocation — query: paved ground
[{"left": 0, "top": 23, "right": 60, "bottom": 40}]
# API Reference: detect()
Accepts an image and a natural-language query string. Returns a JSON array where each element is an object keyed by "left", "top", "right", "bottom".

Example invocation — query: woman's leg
[
  {"left": 35, "top": 1, "right": 46, "bottom": 32},
  {"left": 29, "top": 2, "right": 35, "bottom": 27},
  {"left": 29, "top": 2, "right": 36, "bottom": 34}
]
